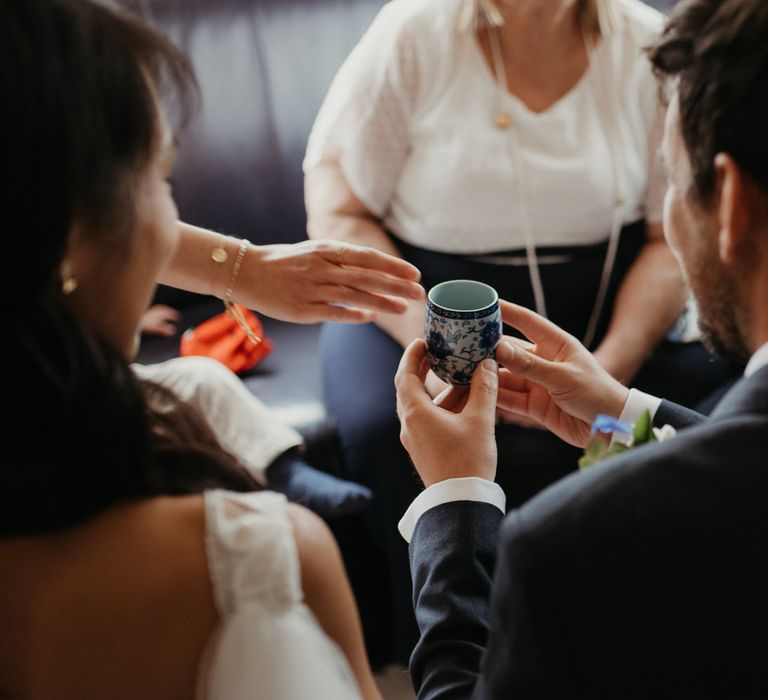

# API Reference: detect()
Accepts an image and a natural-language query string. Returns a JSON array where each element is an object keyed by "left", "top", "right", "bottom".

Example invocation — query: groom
[{"left": 394, "top": 0, "right": 768, "bottom": 697}]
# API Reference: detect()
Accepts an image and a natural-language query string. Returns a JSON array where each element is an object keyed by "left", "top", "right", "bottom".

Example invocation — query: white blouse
[{"left": 304, "top": 0, "right": 666, "bottom": 254}]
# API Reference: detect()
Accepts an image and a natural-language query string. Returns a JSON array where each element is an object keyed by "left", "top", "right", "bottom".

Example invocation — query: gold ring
[{"left": 336, "top": 244, "right": 348, "bottom": 268}]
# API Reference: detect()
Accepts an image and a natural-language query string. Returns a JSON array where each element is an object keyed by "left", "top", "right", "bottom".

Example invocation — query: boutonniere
[{"left": 578, "top": 410, "right": 677, "bottom": 469}]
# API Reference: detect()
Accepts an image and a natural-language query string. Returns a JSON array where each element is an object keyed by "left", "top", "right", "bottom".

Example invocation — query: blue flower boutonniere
[{"left": 578, "top": 410, "right": 677, "bottom": 469}]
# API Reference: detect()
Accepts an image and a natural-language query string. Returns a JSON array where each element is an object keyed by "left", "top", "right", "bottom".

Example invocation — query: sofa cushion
[{"left": 123, "top": 0, "right": 385, "bottom": 244}]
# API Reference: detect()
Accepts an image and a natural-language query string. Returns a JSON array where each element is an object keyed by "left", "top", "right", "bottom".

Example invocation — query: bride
[{"left": 0, "top": 0, "right": 421, "bottom": 697}]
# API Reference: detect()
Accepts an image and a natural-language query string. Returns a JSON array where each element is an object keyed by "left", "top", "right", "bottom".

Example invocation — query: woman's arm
[
  {"left": 306, "top": 157, "right": 451, "bottom": 396},
  {"left": 305, "top": 158, "right": 426, "bottom": 346},
  {"left": 285, "top": 503, "right": 382, "bottom": 700},
  {"left": 158, "top": 221, "right": 423, "bottom": 324},
  {"left": 592, "top": 222, "right": 687, "bottom": 384}
]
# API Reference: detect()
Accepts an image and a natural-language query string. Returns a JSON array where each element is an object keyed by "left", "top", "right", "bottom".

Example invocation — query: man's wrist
[
  {"left": 608, "top": 383, "right": 632, "bottom": 420},
  {"left": 611, "top": 388, "right": 663, "bottom": 446},
  {"left": 398, "top": 477, "right": 506, "bottom": 543},
  {"left": 619, "top": 388, "right": 662, "bottom": 424}
]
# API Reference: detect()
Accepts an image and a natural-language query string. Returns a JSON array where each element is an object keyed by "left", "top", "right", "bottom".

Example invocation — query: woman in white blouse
[{"left": 304, "top": 0, "right": 737, "bottom": 664}]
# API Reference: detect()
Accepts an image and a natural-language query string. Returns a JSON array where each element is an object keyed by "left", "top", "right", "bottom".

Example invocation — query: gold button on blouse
[{"left": 495, "top": 113, "right": 512, "bottom": 130}]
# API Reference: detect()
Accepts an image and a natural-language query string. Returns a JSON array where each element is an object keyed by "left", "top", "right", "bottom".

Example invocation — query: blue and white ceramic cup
[{"left": 425, "top": 280, "right": 502, "bottom": 385}]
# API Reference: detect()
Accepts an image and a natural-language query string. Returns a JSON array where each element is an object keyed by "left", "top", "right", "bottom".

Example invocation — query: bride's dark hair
[{"left": 0, "top": 0, "right": 259, "bottom": 536}]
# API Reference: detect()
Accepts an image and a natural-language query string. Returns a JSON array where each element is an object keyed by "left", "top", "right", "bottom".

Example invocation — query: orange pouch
[{"left": 180, "top": 305, "right": 272, "bottom": 374}]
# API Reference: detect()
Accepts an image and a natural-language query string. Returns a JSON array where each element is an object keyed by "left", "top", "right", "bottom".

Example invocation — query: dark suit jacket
[{"left": 409, "top": 365, "right": 768, "bottom": 699}]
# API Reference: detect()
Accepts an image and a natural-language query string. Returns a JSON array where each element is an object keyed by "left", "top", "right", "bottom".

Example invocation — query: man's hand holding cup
[{"left": 395, "top": 340, "right": 499, "bottom": 487}]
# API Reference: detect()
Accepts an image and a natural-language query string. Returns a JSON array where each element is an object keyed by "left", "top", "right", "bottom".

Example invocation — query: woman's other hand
[
  {"left": 243, "top": 239, "right": 424, "bottom": 324},
  {"left": 140, "top": 304, "right": 181, "bottom": 337},
  {"left": 495, "top": 301, "right": 629, "bottom": 448},
  {"left": 395, "top": 340, "right": 498, "bottom": 487}
]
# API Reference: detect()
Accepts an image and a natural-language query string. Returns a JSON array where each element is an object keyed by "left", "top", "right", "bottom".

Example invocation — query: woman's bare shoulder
[
  {"left": 41, "top": 495, "right": 214, "bottom": 618},
  {"left": 0, "top": 496, "right": 218, "bottom": 699}
]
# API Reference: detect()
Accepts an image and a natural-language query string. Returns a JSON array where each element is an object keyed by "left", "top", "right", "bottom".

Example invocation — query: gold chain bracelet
[{"left": 211, "top": 238, "right": 262, "bottom": 345}]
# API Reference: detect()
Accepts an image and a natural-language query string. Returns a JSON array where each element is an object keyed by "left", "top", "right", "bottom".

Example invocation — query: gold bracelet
[
  {"left": 224, "top": 238, "right": 248, "bottom": 302},
  {"left": 212, "top": 239, "right": 262, "bottom": 345}
]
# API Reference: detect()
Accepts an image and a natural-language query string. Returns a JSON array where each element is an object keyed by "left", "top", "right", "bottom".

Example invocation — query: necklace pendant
[{"left": 495, "top": 113, "right": 511, "bottom": 130}]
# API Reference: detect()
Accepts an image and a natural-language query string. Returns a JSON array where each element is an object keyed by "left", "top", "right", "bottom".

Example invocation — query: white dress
[{"left": 195, "top": 490, "right": 363, "bottom": 699}]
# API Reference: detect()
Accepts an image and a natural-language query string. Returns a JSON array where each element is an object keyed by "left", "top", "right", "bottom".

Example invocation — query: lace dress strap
[{"left": 204, "top": 490, "right": 302, "bottom": 616}]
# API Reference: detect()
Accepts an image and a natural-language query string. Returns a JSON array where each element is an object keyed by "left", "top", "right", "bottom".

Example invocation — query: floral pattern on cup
[{"left": 425, "top": 281, "right": 502, "bottom": 386}]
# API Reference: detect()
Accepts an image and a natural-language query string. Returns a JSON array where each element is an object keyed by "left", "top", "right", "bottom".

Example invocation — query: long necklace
[{"left": 487, "top": 25, "right": 626, "bottom": 349}]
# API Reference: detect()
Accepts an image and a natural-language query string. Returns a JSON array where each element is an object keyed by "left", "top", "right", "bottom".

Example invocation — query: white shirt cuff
[
  {"left": 613, "top": 388, "right": 663, "bottom": 446},
  {"left": 398, "top": 477, "right": 506, "bottom": 544}
]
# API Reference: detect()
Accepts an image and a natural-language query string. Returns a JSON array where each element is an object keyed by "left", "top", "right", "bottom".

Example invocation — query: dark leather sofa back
[{"left": 124, "top": 0, "right": 385, "bottom": 245}]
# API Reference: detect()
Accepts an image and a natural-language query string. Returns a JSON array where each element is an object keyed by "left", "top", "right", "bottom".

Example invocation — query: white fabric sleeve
[
  {"left": 620, "top": 388, "right": 663, "bottom": 424},
  {"left": 398, "top": 477, "right": 506, "bottom": 544},
  {"left": 303, "top": 3, "right": 418, "bottom": 217},
  {"left": 612, "top": 388, "right": 663, "bottom": 446}
]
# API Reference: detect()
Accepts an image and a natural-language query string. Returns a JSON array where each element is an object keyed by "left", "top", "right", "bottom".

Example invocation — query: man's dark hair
[{"left": 650, "top": 0, "right": 768, "bottom": 205}]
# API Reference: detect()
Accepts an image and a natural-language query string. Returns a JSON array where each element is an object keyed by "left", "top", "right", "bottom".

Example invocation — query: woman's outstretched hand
[
  {"left": 242, "top": 240, "right": 424, "bottom": 324},
  {"left": 495, "top": 301, "right": 630, "bottom": 448},
  {"left": 395, "top": 339, "right": 499, "bottom": 487}
]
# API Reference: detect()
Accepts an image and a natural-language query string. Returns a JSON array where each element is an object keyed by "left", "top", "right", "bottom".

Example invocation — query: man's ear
[{"left": 714, "top": 153, "right": 755, "bottom": 265}]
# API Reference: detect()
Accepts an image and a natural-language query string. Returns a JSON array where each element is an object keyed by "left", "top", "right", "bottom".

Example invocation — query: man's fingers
[
  {"left": 496, "top": 386, "right": 530, "bottom": 416},
  {"left": 498, "top": 367, "right": 528, "bottom": 393},
  {"left": 503, "top": 335, "right": 536, "bottom": 353},
  {"left": 499, "top": 300, "right": 575, "bottom": 355},
  {"left": 463, "top": 359, "right": 499, "bottom": 421},
  {"left": 495, "top": 341, "right": 564, "bottom": 388},
  {"left": 397, "top": 339, "right": 430, "bottom": 382},
  {"left": 395, "top": 339, "right": 433, "bottom": 413}
]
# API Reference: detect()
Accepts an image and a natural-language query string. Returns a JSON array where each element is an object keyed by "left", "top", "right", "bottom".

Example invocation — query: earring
[{"left": 61, "top": 261, "right": 78, "bottom": 295}]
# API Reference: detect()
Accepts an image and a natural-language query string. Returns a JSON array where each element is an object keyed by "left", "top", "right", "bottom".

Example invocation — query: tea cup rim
[{"left": 427, "top": 280, "right": 499, "bottom": 313}]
